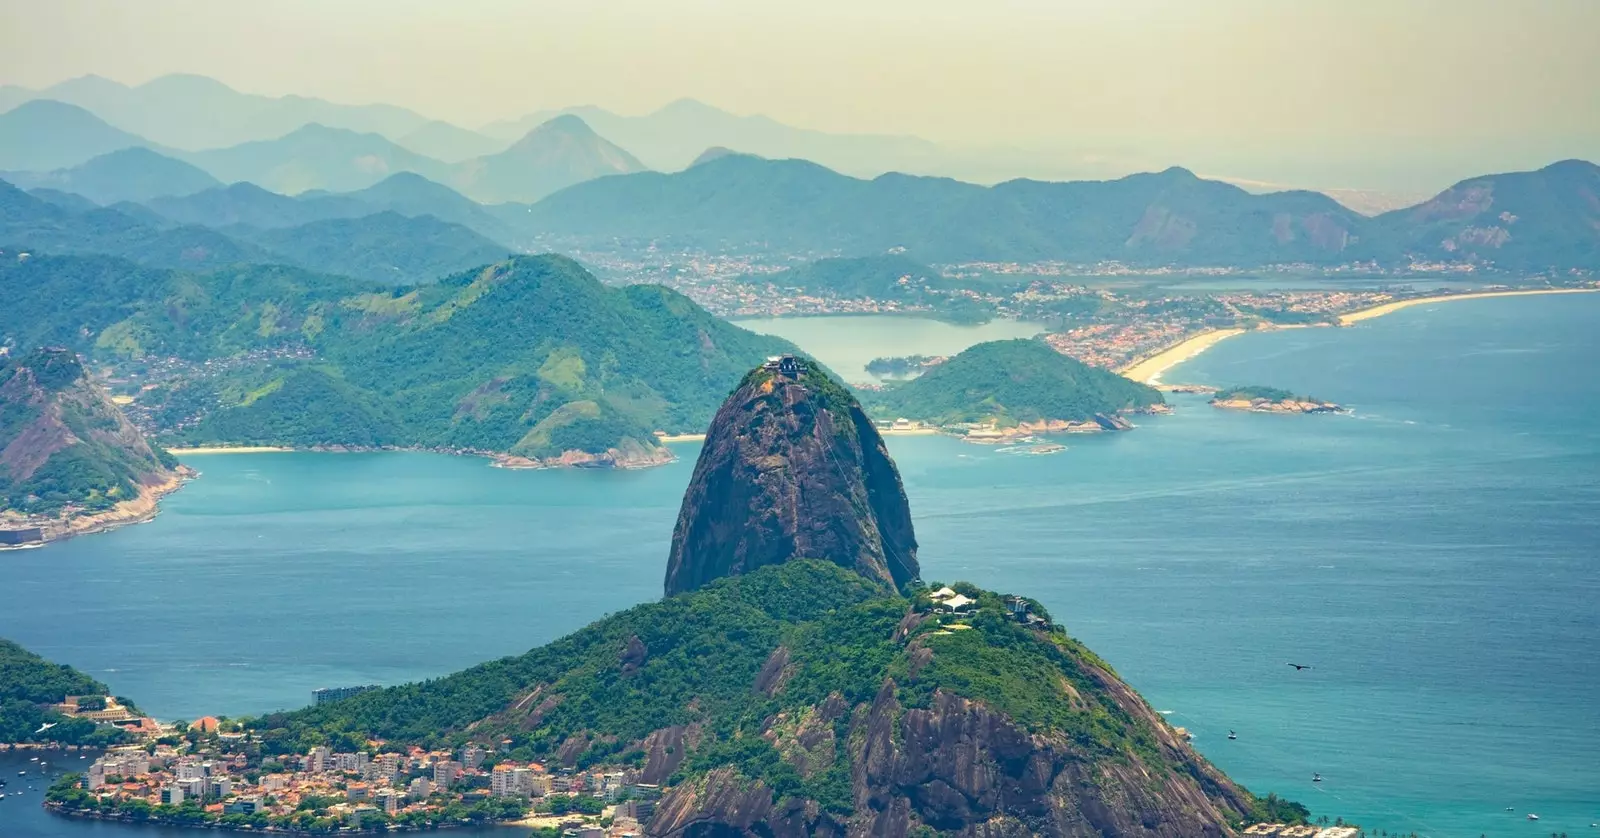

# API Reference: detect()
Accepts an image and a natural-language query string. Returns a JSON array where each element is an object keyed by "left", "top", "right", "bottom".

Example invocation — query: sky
[{"left": 3, "top": 0, "right": 1598, "bottom": 191}]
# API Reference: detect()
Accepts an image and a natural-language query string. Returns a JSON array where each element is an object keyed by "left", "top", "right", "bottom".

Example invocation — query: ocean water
[{"left": 2, "top": 295, "right": 1597, "bottom": 836}]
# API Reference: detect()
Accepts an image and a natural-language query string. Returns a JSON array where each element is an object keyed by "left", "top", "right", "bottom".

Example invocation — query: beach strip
[
  {"left": 1338, "top": 288, "right": 1599, "bottom": 324},
  {"left": 166, "top": 446, "right": 294, "bottom": 455},
  {"left": 1119, "top": 328, "right": 1246, "bottom": 385}
]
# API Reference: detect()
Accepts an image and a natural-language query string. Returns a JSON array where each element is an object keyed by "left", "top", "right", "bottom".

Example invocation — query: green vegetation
[
  {"left": 0, "top": 253, "right": 798, "bottom": 458},
  {"left": 0, "top": 175, "right": 511, "bottom": 284},
  {"left": 241, "top": 560, "right": 1300, "bottom": 821},
  {"left": 230, "top": 211, "right": 509, "bottom": 286},
  {"left": 865, "top": 354, "right": 940, "bottom": 377},
  {"left": 1214, "top": 385, "right": 1310, "bottom": 402},
  {"left": 862, "top": 338, "right": 1163, "bottom": 426},
  {"left": 0, "top": 638, "right": 132, "bottom": 744},
  {"left": 1, "top": 349, "right": 177, "bottom": 515}
]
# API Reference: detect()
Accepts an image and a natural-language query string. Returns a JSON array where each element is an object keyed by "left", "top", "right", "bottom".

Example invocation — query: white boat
[{"left": 1527, "top": 813, "right": 1539, "bottom": 820}]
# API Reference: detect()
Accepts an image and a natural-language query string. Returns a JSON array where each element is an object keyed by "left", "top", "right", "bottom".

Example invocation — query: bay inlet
[{"left": 1, "top": 296, "right": 1597, "bottom": 836}]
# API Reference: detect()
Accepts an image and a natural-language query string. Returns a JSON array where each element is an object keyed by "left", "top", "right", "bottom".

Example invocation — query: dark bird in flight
[{"left": 1287, "top": 663, "right": 1312, "bottom": 671}]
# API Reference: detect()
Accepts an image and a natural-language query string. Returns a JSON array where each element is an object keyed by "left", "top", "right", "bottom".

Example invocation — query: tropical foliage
[{"left": 862, "top": 338, "right": 1163, "bottom": 425}]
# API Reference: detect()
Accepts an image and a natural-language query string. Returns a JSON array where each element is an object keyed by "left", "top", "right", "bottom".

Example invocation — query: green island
[
  {"left": 864, "top": 354, "right": 943, "bottom": 377},
  {"left": 1211, "top": 385, "right": 1345, "bottom": 414},
  {"left": 862, "top": 339, "right": 1165, "bottom": 437}
]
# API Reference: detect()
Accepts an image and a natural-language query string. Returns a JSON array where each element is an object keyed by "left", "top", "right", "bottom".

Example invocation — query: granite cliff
[{"left": 664, "top": 357, "right": 920, "bottom": 596}]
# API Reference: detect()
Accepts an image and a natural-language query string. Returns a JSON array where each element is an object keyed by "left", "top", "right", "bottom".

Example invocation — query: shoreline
[
  {"left": 0, "top": 468, "right": 195, "bottom": 550},
  {"left": 1337, "top": 287, "right": 1599, "bottom": 324},
  {"left": 1121, "top": 287, "right": 1600, "bottom": 386},
  {"left": 1119, "top": 328, "right": 1247, "bottom": 385},
  {"left": 167, "top": 445, "right": 294, "bottom": 455}
]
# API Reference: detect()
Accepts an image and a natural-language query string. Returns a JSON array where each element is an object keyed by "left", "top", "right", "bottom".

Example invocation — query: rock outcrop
[
  {"left": 664, "top": 359, "right": 920, "bottom": 596},
  {"left": 1, "top": 348, "right": 190, "bottom": 544}
]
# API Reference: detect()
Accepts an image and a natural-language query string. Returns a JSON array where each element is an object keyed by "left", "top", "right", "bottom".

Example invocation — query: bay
[{"left": 3, "top": 295, "right": 1598, "bottom": 836}]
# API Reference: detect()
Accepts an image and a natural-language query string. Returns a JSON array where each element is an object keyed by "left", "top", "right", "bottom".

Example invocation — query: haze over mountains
[{"left": 2, "top": 72, "right": 1598, "bottom": 273}]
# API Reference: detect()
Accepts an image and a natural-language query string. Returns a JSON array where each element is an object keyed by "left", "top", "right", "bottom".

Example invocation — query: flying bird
[{"left": 1287, "top": 663, "right": 1312, "bottom": 671}]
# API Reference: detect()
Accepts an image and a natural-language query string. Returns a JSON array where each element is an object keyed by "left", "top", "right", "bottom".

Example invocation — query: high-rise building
[
  {"left": 160, "top": 785, "right": 184, "bottom": 806},
  {"left": 432, "top": 760, "right": 462, "bottom": 787}
]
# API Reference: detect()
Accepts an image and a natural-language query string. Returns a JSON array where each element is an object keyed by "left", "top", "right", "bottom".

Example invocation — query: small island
[
  {"left": 1211, "top": 385, "right": 1346, "bottom": 414},
  {"left": 864, "top": 354, "right": 946, "bottom": 378},
  {"left": 862, "top": 339, "right": 1167, "bottom": 442}
]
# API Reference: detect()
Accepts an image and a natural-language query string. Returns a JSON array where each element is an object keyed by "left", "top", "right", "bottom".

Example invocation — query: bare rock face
[{"left": 664, "top": 361, "right": 919, "bottom": 597}]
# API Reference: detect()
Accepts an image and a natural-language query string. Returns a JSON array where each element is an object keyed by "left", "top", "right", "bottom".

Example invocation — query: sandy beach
[
  {"left": 167, "top": 446, "right": 294, "bottom": 455},
  {"left": 655, "top": 433, "right": 707, "bottom": 443},
  {"left": 1339, "top": 288, "right": 1599, "bottom": 324},
  {"left": 1119, "top": 328, "right": 1247, "bottom": 385}
]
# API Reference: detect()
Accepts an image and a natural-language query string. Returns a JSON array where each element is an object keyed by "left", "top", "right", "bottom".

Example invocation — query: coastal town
[{"left": 41, "top": 704, "right": 660, "bottom": 837}]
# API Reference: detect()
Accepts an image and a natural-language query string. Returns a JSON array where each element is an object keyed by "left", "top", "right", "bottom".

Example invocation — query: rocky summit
[{"left": 664, "top": 356, "right": 920, "bottom": 597}]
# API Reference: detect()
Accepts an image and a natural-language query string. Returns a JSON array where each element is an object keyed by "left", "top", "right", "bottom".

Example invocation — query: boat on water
[
  {"left": 1526, "top": 813, "right": 1538, "bottom": 821},
  {"left": 1312, "top": 773, "right": 1323, "bottom": 783},
  {"left": 1227, "top": 730, "right": 1237, "bottom": 740}
]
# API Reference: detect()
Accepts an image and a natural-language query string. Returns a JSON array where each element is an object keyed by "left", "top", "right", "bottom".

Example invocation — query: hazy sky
[{"left": 3, "top": 0, "right": 1597, "bottom": 188}]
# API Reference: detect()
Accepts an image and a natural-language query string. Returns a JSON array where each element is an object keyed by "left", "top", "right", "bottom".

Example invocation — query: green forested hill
[
  {"left": 228, "top": 211, "right": 510, "bottom": 285},
  {"left": 0, "top": 253, "right": 796, "bottom": 458},
  {"left": 249, "top": 560, "right": 1289, "bottom": 833},
  {"left": 0, "top": 638, "right": 133, "bottom": 744},
  {"left": 862, "top": 338, "right": 1163, "bottom": 425},
  {"left": 0, "top": 348, "right": 179, "bottom": 515}
]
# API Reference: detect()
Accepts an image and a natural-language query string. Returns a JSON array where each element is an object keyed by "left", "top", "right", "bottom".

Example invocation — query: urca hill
[{"left": 256, "top": 360, "right": 1302, "bottom": 835}]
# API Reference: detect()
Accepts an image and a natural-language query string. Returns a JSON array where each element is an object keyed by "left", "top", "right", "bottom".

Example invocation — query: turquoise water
[
  {"left": 732, "top": 315, "right": 1044, "bottom": 383},
  {"left": 3, "top": 295, "right": 1597, "bottom": 836}
]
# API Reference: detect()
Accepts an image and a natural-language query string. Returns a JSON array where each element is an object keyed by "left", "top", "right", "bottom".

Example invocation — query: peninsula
[{"left": 0, "top": 348, "right": 191, "bottom": 548}]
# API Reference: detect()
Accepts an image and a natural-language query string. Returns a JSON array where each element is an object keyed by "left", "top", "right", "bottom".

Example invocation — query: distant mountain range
[
  {"left": 0, "top": 98, "right": 651, "bottom": 204},
  {"left": 447, "top": 114, "right": 647, "bottom": 204},
  {"left": 528, "top": 154, "right": 1600, "bottom": 270},
  {"left": 0, "top": 176, "right": 508, "bottom": 284},
  {"left": 483, "top": 98, "right": 941, "bottom": 176},
  {"left": 0, "top": 100, "right": 156, "bottom": 172},
  {"left": 0, "top": 73, "right": 433, "bottom": 151},
  {"left": 3, "top": 86, "right": 1597, "bottom": 273},
  {"left": 3, "top": 147, "right": 220, "bottom": 204}
]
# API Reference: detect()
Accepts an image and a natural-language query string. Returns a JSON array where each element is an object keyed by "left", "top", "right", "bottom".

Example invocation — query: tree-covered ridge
[
  {"left": 0, "top": 253, "right": 798, "bottom": 458},
  {"left": 247, "top": 560, "right": 1296, "bottom": 831},
  {"left": 0, "top": 348, "right": 178, "bottom": 515},
  {"left": 0, "top": 637, "right": 132, "bottom": 744},
  {"left": 862, "top": 338, "right": 1163, "bottom": 426},
  {"left": 0, "top": 175, "right": 512, "bottom": 285}
]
